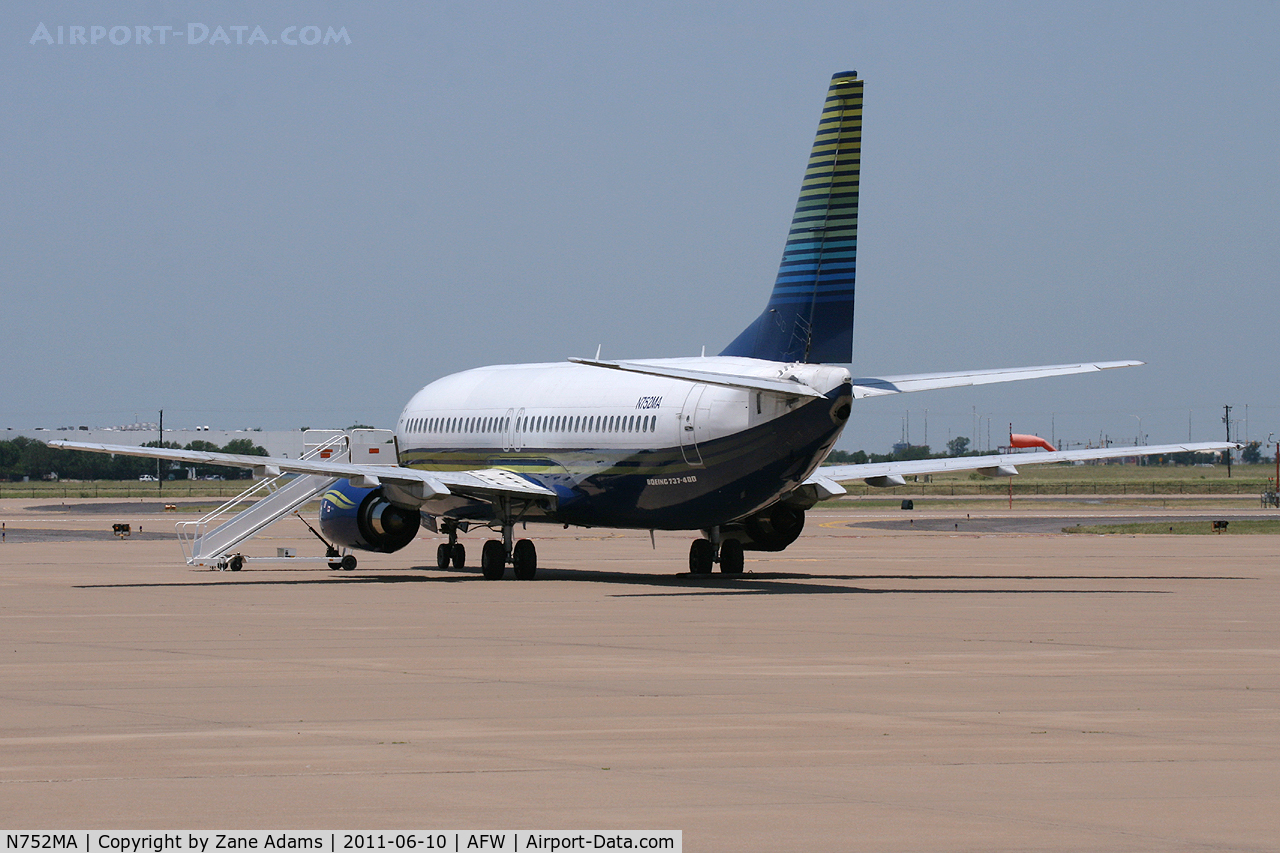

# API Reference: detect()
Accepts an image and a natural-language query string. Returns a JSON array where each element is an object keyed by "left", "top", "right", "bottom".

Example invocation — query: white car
[{"left": 138, "top": 474, "right": 157, "bottom": 482}]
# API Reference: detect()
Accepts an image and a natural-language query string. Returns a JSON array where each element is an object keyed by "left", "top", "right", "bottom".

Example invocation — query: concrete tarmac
[{"left": 1, "top": 499, "right": 1277, "bottom": 851}]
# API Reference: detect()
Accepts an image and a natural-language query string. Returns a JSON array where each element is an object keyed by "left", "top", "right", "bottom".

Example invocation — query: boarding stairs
[{"left": 176, "top": 431, "right": 353, "bottom": 569}]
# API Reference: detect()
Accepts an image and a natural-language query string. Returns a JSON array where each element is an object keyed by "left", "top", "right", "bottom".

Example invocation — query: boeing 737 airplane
[{"left": 52, "top": 72, "right": 1232, "bottom": 578}]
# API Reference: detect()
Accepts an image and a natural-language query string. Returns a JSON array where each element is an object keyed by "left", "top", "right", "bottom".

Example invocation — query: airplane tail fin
[{"left": 721, "top": 71, "right": 862, "bottom": 364}]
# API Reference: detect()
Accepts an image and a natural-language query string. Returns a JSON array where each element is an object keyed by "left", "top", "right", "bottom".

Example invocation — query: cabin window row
[{"left": 403, "top": 414, "right": 659, "bottom": 436}]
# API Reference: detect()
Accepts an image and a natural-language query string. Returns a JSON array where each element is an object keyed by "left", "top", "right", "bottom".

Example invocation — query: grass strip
[{"left": 1064, "top": 519, "right": 1280, "bottom": 535}]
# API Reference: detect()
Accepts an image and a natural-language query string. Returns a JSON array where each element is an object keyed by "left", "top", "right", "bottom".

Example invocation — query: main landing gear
[
  {"left": 480, "top": 527, "right": 538, "bottom": 581},
  {"left": 688, "top": 529, "right": 744, "bottom": 575},
  {"left": 435, "top": 520, "right": 466, "bottom": 571},
  {"left": 437, "top": 512, "right": 538, "bottom": 580}
]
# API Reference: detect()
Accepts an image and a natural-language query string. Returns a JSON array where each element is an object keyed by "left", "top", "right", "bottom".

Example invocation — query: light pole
[
  {"left": 1128, "top": 415, "right": 1143, "bottom": 465},
  {"left": 1223, "top": 405, "right": 1232, "bottom": 478},
  {"left": 1270, "top": 435, "right": 1277, "bottom": 498},
  {"left": 1129, "top": 414, "right": 1143, "bottom": 446}
]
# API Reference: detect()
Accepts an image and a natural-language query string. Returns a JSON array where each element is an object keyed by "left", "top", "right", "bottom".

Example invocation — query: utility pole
[
  {"left": 158, "top": 409, "right": 163, "bottom": 493},
  {"left": 1222, "top": 404, "right": 1232, "bottom": 478}
]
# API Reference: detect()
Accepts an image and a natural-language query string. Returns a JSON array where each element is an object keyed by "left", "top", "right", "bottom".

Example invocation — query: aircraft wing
[
  {"left": 849, "top": 361, "right": 1143, "bottom": 399},
  {"left": 810, "top": 442, "right": 1237, "bottom": 489},
  {"left": 45, "top": 440, "right": 557, "bottom": 503}
]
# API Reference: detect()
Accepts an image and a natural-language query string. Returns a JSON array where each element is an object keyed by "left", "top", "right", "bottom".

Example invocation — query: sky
[{"left": 3, "top": 1, "right": 1277, "bottom": 453}]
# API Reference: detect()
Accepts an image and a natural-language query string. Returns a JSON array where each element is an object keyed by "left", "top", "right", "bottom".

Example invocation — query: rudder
[{"left": 721, "top": 71, "right": 862, "bottom": 364}]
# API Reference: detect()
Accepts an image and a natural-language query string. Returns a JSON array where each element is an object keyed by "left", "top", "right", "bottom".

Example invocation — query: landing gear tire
[
  {"left": 339, "top": 554, "right": 357, "bottom": 571},
  {"left": 481, "top": 539, "right": 506, "bottom": 580},
  {"left": 228, "top": 555, "right": 244, "bottom": 572},
  {"left": 719, "top": 538, "right": 744, "bottom": 574},
  {"left": 436, "top": 542, "right": 451, "bottom": 570},
  {"left": 512, "top": 539, "right": 538, "bottom": 580},
  {"left": 689, "top": 539, "right": 714, "bottom": 574},
  {"left": 451, "top": 542, "right": 466, "bottom": 569}
]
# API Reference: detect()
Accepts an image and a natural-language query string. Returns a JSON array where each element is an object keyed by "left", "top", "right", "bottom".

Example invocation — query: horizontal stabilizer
[
  {"left": 812, "top": 441, "right": 1237, "bottom": 486},
  {"left": 849, "top": 361, "right": 1143, "bottom": 399},
  {"left": 569, "top": 358, "right": 825, "bottom": 397}
]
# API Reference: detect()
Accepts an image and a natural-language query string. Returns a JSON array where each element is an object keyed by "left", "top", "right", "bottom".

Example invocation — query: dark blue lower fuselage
[{"left": 400, "top": 384, "right": 850, "bottom": 531}]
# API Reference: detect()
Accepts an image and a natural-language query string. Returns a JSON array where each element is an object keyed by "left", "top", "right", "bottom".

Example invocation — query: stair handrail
[{"left": 176, "top": 432, "right": 351, "bottom": 563}]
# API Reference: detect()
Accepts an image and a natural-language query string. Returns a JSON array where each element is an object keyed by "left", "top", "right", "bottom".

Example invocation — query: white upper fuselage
[
  {"left": 395, "top": 357, "right": 851, "bottom": 454},
  {"left": 392, "top": 356, "right": 853, "bottom": 529}
]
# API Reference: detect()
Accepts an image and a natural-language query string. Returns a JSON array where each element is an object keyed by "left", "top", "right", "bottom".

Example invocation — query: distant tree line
[
  {"left": 0, "top": 436, "right": 268, "bottom": 481},
  {"left": 825, "top": 446, "right": 937, "bottom": 465}
]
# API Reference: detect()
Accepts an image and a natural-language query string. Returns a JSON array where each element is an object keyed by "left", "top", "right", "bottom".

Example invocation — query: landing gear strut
[{"left": 688, "top": 528, "right": 744, "bottom": 574}]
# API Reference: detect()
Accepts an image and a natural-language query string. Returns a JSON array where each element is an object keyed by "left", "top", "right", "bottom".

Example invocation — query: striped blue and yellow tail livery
[{"left": 722, "top": 70, "right": 862, "bottom": 365}]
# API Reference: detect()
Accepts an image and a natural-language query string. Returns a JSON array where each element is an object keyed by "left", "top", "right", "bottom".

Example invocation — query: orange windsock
[{"left": 1010, "top": 433, "right": 1056, "bottom": 452}]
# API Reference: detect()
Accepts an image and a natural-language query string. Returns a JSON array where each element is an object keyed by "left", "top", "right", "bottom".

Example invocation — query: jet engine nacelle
[
  {"left": 319, "top": 480, "right": 421, "bottom": 553},
  {"left": 724, "top": 503, "right": 807, "bottom": 552}
]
